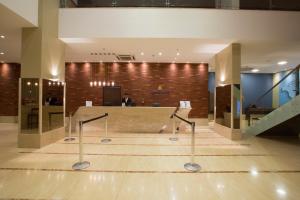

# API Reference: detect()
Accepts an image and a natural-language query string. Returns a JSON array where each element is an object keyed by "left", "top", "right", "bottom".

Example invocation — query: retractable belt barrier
[{"left": 72, "top": 113, "right": 109, "bottom": 170}]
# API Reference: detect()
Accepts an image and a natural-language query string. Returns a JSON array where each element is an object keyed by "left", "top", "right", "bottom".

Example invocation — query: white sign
[
  {"left": 85, "top": 101, "right": 92, "bottom": 107},
  {"left": 180, "top": 101, "right": 191, "bottom": 108}
]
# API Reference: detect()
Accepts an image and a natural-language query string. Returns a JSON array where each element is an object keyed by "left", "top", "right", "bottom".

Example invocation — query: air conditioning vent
[{"left": 116, "top": 55, "right": 135, "bottom": 61}]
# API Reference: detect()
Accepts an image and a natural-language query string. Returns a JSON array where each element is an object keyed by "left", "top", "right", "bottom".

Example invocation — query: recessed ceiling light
[
  {"left": 140, "top": 52, "right": 144, "bottom": 56},
  {"left": 176, "top": 52, "right": 180, "bottom": 56},
  {"left": 251, "top": 69, "right": 260, "bottom": 73},
  {"left": 0, "top": 52, "right": 4, "bottom": 55},
  {"left": 158, "top": 52, "right": 162, "bottom": 56},
  {"left": 0, "top": 35, "right": 5, "bottom": 39},
  {"left": 278, "top": 61, "right": 288, "bottom": 65}
]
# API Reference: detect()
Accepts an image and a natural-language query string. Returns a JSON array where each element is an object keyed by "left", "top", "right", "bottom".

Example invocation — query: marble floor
[{"left": 0, "top": 123, "right": 300, "bottom": 199}]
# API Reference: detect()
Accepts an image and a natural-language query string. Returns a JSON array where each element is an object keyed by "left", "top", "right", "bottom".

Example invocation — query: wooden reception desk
[{"left": 73, "top": 106, "right": 191, "bottom": 133}]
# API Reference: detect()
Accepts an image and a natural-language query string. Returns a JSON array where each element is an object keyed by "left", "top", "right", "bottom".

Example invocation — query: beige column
[
  {"left": 213, "top": 43, "right": 242, "bottom": 140},
  {"left": 18, "top": 0, "right": 65, "bottom": 148}
]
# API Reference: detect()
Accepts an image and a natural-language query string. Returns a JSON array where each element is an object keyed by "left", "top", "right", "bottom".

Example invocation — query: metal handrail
[{"left": 255, "top": 65, "right": 300, "bottom": 104}]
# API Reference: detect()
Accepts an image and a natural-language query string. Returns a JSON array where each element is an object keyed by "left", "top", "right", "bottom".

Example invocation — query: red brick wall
[
  {"left": 0, "top": 63, "right": 20, "bottom": 116},
  {"left": 65, "top": 62, "right": 209, "bottom": 118}
]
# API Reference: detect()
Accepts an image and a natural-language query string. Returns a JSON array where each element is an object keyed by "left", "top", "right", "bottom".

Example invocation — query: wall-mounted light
[
  {"left": 27, "top": 82, "right": 31, "bottom": 86},
  {"left": 220, "top": 74, "right": 226, "bottom": 82},
  {"left": 158, "top": 52, "right": 162, "bottom": 56},
  {"left": 277, "top": 61, "right": 288, "bottom": 66},
  {"left": 0, "top": 35, "right": 5, "bottom": 39},
  {"left": 0, "top": 52, "right": 4, "bottom": 55},
  {"left": 140, "top": 52, "right": 144, "bottom": 56},
  {"left": 34, "top": 82, "right": 38, "bottom": 86},
  {"left": 251, "top": 69, "right": 260, "bottom": 73}
]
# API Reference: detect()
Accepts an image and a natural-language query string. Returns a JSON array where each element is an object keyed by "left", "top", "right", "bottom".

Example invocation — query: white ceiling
[
  {"left": 63, "top": 38, "right": 300, "bottom": 73},
  {"left": 63, "top": 38, "right": 230, "bottom": 64},
  {"left": 0, "top": 3, "right": 35, "bottom": 63}
]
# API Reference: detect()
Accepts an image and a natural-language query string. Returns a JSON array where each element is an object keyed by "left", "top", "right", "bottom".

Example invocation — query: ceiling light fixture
[
  {"left": 251, "top": 69, "right": 260, "bottom": 73},
  {"left": 176, "top": 52, "right": 180, "bottom": 56},
  {"left": 158, "top": 52, "right": 162, "bottom": 56},
  {"left": 0, "top": 52, "right": 4, "bottom": 55},
  {"left": 140, "top": 52, "right": 144, "bottom": 56},
  {"left": 278, "top": 61, "right": 288, "bottom": 65},
  {"left": 0, "top": 35, "right": 5, "bottom": 39}
]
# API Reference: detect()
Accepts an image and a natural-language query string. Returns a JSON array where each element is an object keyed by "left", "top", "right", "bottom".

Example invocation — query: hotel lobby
[{"left": 0, "top": 0, "right": 300, "bottom": 199}]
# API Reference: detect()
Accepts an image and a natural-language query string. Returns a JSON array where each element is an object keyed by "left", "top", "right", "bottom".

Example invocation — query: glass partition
[
  {"left": 42, "top": 79, "right": 64, "bottom": 132},
  {"left": 20, "top": 78, "right": 40, "bottom": 134},
  {"left": 232, "top": 84, "right": 241, "bottom": 129},
  {"left": 215, "top": 85, "right": 231, "bottom": 128}
]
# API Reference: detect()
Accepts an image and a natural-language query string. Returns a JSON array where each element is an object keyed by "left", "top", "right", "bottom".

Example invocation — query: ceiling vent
[{"left": 116, "top": 55, "right": 135, "bottom": 61}]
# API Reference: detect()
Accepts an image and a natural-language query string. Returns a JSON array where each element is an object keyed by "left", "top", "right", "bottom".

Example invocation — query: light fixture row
[
  {"left": 89, "top": 81, "right": 115, "bottom": 87},
  {"left": 48, "top": 81, "right": 65, "bottom": 86},
  {"left": 27, "top": 82, "right": 38, "bottom": 86}
]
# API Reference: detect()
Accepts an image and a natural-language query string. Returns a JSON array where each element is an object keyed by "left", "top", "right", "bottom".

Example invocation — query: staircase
[{"left": 245, "top": 94, "right": 300, "bottom": 136}]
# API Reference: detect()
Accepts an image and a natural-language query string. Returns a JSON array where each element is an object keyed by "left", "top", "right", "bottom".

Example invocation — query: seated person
[{"left": 122, "top": 93, "right": 133, "bottom": 106}]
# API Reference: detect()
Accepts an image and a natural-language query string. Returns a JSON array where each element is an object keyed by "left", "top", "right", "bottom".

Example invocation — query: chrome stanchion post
[
  {"left": 184, "top": 122, "right": 201, "bottom": 172},
  {"left": 169, "top": 114, "right": 178, "bottom": 141},
  {"left": 64, "top": 112, "right": 75, "bottom": 142},
  {"left": 72, "top": 121, "right": 90, "bottom": 170},
  {"left": 101, "top": 113, "right": 111, "bottom": 143}
]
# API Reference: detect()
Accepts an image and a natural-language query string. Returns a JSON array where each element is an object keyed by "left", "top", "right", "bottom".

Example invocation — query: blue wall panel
[{"left": 208, "top": 73, "right": 273, "bottom": 111}]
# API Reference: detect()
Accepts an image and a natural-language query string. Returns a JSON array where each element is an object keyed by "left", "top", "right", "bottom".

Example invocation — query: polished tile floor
[{"left": 0, "top": 123, "right": 300, "bottom": 199}]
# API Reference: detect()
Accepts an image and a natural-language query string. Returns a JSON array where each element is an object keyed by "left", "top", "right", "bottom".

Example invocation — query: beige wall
[
  {"left": 21, "top": 0, "right": 65, "bottom": 81},
  {"left": 214, "top": 43, "right": 241, "bottom": 86}
]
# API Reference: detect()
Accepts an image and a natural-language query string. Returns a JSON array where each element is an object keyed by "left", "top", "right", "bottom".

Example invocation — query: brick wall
[
  {"left": 65, "top": 62, "right": 209, "bottom": 118},
  {"left": 0, "top": 63, "right": 20, "bottom": 116}
]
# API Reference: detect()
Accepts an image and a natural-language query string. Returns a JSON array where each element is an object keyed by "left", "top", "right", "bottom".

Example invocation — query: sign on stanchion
[
  {"left": 169, "top": 114, "right": 178, "bottom": 141},
  {"left": 72, "top": 121, "right": 90, "bottom": 170},
  {"left": 184, "top": 122, "right": 201, "bottom": 172},
  {"left": 64, "top": 112, "right": 76, "bottom": 142},
  {"left": 101, "top": 113, "right": 111, "bottom": 143}
]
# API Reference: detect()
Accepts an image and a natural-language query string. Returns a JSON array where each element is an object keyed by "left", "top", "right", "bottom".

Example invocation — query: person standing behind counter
[{"left": 122, "top": 93, "right": 133, "bottom": 106}]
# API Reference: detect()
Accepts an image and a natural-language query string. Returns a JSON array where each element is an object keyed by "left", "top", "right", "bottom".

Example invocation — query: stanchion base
[
  {"left": 184, "top": 163, "right": 201, "bottom": 172},
  {"left": 72, "top": 161, "right": 90, "bottom": 170},
  {"left": 101, "top": 138, "right": 112, "bottom": 143},
  {"left": 64, "top": 137, "right": 76, "bottom": 142},
  {"left": 169, "top": 137, "right": 178, "bottom": 141}
]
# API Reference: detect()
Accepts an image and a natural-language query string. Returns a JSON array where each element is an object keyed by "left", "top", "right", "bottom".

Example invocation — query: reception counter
[{"left": 72, "top": 106, "right": 191, "bottom": 133}]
